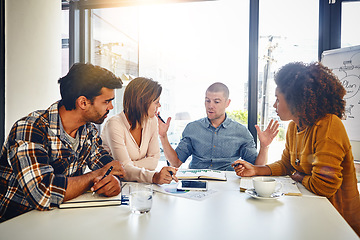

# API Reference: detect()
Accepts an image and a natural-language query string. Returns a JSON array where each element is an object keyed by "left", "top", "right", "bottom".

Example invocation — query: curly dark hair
[
  {"left": 123, "top": 77, "right": 162, "bottom": 130},
  {"left": 274, "top": 62, "right": 346, "bottom": 127},
  {"left": 58, "top": 63, "right": 123, "bottom": 110}
]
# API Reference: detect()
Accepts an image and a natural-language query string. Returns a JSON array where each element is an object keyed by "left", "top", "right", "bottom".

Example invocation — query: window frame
[{"left": 0, "top": 0, "right": 5, "bottom": 149}]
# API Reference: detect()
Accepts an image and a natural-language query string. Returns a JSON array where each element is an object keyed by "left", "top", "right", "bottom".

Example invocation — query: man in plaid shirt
[{"left": 0, "top": 63, "right": 126, "bottom": 222}]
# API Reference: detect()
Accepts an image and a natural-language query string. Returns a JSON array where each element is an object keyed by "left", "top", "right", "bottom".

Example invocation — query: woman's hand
[
  {"left": 157, "top": 112, "right": 171, "bottom": 138},
  {"left": 232, "top": 160, "right": 257, "bottom": 177},
  {"left": 290, "top": 171, "right": 306, "bottom": 183},
  {"left": 152, "top": 166, "right": 178, "bottom": 184},
  {"left": 255, "top": 119, "right": 279, "bottom": 148}
]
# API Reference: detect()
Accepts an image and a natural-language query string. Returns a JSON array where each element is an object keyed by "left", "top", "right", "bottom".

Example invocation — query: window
[
  {"left": 66, "top": 0, "right": 355, "bottom": 165},
  {"left": 62, "top": 4, "right": 70, "bottom": 76},
  {"left": 88, "top": 1, "right": 250, "bottom": 161},
  {"left": 341, "top": 1, "right": 360, "bottom": 47},
  {"left": 258, "top": 0, "right": 319, "bottom": 163}
]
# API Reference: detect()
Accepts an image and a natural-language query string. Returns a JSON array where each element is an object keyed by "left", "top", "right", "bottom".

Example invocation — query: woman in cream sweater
[
  {"left": 101, "top": 77, "right": 177, "bottom": 184},
  {"left": 233, "top": 62, "right": 360, "bottom": 236}
]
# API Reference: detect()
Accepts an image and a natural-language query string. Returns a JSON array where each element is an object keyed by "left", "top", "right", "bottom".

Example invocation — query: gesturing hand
[
  {"left": 157, "top": 112, "right": 171, "bottom": 138},
  {"left": 255, "top": 119, "right": 279, "bottom": 148}
]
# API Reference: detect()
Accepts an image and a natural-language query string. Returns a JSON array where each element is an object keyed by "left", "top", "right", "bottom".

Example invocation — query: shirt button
[{"left": 213, "top": 145, "right": 216, "bottom": 148}]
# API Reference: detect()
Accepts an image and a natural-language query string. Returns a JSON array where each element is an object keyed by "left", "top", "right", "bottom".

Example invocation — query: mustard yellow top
[{"left": 268, "top": 114, "right": 360, "bottom": 236}]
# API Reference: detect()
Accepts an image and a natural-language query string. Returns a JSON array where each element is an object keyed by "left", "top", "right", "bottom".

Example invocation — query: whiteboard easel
[{"left": 321, "top": 45, "right": 360, "bottom": 142}]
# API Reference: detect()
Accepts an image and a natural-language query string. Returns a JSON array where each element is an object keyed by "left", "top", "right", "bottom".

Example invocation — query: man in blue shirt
[{"left": 158, "top": 82, "right": 279, "bottom": 171}]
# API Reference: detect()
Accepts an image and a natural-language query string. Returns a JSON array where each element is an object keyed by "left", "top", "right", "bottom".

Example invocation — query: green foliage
[
  {"left": 277, "top": 127, "right": 285, "bottom": 141},
  {"left": 226, "top": 109, "right": 248, "bottom": 125}
]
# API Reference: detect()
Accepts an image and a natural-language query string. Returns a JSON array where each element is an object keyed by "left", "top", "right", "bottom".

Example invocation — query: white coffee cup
[
  {"left": 253, "top": 177, "right": 282, "bottom": 197},
  {"left": 129, "top": 183, "right": 153, "bottom": 214}
]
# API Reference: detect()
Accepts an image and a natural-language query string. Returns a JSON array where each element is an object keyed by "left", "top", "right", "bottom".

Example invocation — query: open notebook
[
  {"left": 59, "top": 191, "right": 122, "bottom": 209},
  {"left": 176, "top": 169, "right": 227, "bottom": 181}
]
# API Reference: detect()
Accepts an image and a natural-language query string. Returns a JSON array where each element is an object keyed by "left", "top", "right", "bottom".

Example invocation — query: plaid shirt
[{"left": 0, "top": 101, "right": 113, "bottom": 222}]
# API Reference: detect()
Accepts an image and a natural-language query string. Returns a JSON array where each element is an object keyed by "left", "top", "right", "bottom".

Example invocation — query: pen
[
  {"left": 169, "top": 169, "right": 176, "bottom": 181},
  {"left": 157, "top": 113, "right": 165, "bottom": 123},
  {"left": 233, "top": 163, "right": 241, "bottom": 168},
  {"left": 92, "top": 166, "right": 113, "bottom": 195}
]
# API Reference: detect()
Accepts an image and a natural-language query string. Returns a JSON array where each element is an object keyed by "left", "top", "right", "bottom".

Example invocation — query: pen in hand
[
  {"left": 233, "top": 163, "right": 241, "bottom": 168},
  {"left": 92, "top": 166, "right": 113, "bottom": 196},
  {"left": 168, "top": 168, "right": 179, "bottom": 182},
  {"left": 157, "top": 113, "right": 166, "bottom": 123}
]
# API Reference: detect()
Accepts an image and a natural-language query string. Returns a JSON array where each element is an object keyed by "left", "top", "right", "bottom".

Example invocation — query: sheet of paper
[{"left": 153, "top": 181, "right": 218, "bottom": 201}]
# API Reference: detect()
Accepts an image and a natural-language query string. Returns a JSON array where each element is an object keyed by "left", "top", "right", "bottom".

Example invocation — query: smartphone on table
[{"left": 177, "top": 180, "right": 208, "bottom": 191}]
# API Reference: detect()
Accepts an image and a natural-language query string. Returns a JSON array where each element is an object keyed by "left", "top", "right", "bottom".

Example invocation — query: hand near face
[
  {"left": 157, "top": 112, "right": 171, "bottom": 138},
  {"left": 255, "top": 119, "right": 279, "bottom": 148}
]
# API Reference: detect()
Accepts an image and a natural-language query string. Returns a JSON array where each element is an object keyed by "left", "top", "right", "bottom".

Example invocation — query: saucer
[{"left": 245, "top": 188, "right": 284, "bottom": 200}]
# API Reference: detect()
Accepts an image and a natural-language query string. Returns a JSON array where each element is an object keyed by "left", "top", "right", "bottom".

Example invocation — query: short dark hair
[
  {"left": 206, "top": 82, "right": 229, "bottom": 99},
  {"left": 275, "top": 62, "right": 346, "bottom": 126},
  {"left": 123, "top": 77, "right": 162, "bottom": 130},
  {"left": 58, "top": 63, "right": 123, "bottom": 110}
]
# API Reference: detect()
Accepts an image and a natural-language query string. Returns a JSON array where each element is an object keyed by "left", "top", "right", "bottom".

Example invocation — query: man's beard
[{"left": 93, "top": 110, "right": 109, "bottom": 124}]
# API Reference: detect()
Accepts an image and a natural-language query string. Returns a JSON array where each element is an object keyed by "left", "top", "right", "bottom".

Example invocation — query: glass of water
[{"left": 129, "top": 183, "right": 153, "bottom": 214}]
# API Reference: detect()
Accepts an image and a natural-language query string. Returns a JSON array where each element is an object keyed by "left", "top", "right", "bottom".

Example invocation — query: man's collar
[
  {"left": 222, "top": 113, "right": 231, "bottom": 128},
  {"left": 203, "top": 113, "right": 231, "bottom": 129},
  {"left": 48, "top": 101, "right": 61, "bottom": 134}
]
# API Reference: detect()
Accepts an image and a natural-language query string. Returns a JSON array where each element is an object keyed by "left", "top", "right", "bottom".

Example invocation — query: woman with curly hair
[
  {"left": 101, "top": 77, "right": 177, "bottom": 184},
  {"left": 233, "top": 62, "right": 360, "bottom": 236}
]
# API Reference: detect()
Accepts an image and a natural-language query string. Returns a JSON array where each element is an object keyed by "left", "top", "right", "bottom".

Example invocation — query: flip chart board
[{"left": 321, "top": 45, "right": 360, "bottom": 141}]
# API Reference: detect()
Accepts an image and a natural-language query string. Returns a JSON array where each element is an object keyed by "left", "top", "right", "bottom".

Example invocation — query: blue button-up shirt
[{"left": 175, "top": 116, "right": 257, "bottom": 171}]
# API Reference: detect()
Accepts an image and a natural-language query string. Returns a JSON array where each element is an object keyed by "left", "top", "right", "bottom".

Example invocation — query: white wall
[
  {"left": 5, "top": 0, "right": 61, "bottom": 136},
  {"left": 351, "top": 141, "right": 360, "bottom": 161}
]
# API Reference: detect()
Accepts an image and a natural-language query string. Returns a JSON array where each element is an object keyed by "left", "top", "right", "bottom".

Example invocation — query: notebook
[
  {"left": 59, "top": 191, "right": 122, "bottom": 209},
  {"left": 176, "top": 169, "right": 227, "bottom": 181}
]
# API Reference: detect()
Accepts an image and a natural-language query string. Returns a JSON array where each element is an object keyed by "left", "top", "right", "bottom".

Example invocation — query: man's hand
[
  {"left": 91, "top": 175, "right": 121, "bottom": 197},
  {"left": 105, "top": 161, "right": 126, "bottom": 178},
  {"left": 90, "top": 162, "right": 126, "bottom": 197}
]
